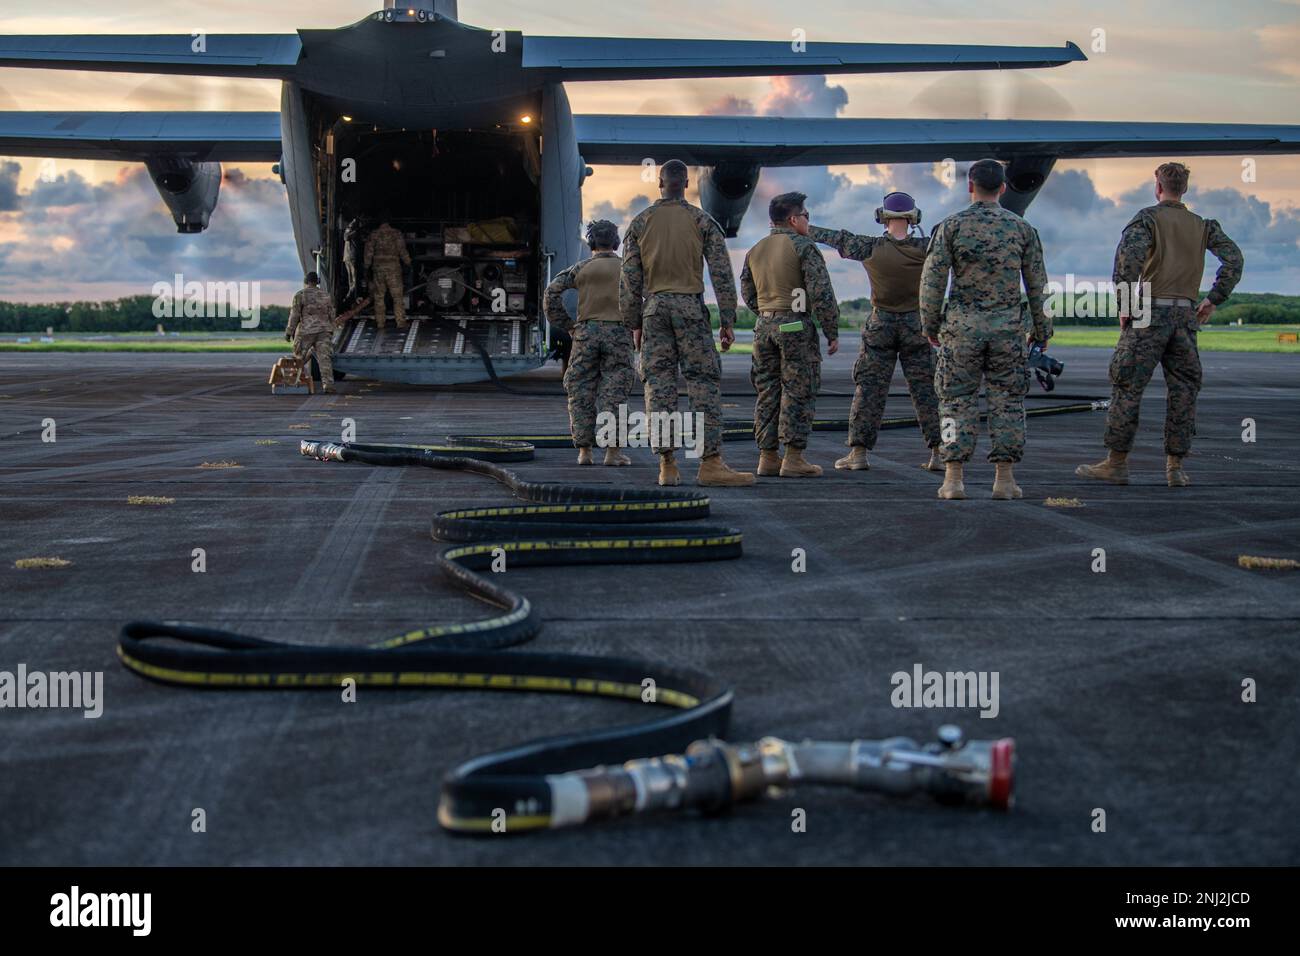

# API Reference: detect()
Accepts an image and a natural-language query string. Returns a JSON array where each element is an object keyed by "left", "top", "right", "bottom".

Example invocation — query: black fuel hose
[{"left": 117, "top": 437, "right": 739, "bottom": 834}]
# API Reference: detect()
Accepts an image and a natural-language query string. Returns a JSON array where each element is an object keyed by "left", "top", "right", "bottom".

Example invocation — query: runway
[{"left": 1, "top": 345, "right": 1297, "bottom": 865}]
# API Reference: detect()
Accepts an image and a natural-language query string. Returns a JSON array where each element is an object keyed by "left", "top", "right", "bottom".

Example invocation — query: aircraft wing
[
  {"left": 523, "top": 38, "right": 1086, "bottom": 80},
  {"left": 574, "top": 115, "right": 1300, "bottom": 165},
  {"left": 0, "top": 34, "right": 300, "bottom": 78},
  {"left": 0, "top": 112, "right": 283, "bottom": 162}
]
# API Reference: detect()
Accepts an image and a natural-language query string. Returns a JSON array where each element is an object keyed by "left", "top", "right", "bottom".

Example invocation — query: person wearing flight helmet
[{"left": 808, "top": 191, "right": 943, "bottom": 473}]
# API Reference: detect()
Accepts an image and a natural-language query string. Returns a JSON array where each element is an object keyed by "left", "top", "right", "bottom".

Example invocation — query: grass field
[
  {"left": 0, "top": 335, "right": 287, "bottom": 353},
  {"left": 3, "top": 325, "right": 1298, "bottom": 354},
  {"left": 1049, "top": 325, "right": 1300, "bottom": 352}
]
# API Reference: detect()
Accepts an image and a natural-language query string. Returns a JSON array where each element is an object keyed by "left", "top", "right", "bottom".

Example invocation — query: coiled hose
[
  {"left": 118, "top": 400, "right": 1105, "bottom": 833},
  {"left": 118, "top": 437, "right": 740, "bottom": 833}
]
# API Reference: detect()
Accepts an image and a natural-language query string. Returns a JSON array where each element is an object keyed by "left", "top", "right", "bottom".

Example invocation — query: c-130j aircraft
[{"left": 1, "top": 1, "right": 1297, "bottom": 384}]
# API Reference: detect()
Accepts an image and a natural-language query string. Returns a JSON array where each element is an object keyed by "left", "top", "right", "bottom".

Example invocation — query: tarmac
[{"left": 1, "top": 345, "right": 1297, "bottom": 866}]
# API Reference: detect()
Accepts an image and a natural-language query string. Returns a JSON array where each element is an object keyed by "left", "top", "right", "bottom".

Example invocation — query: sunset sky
[{"left": 0, "top": 0, "right": 1297, "bottom": 303}]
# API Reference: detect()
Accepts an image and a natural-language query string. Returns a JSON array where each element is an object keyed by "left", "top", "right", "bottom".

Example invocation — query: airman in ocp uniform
[
  {"left": 285, "top": 271, "right": 338, "bottom": 392},
  {"left": 544, "top": 220, "right": 637, "bottom": 467},
  {"left": 620, "top": 159, "right": 753, "bottom": 488},
  {"left": 740, "top": 191, "right": 839, "bottom": 477},
  {"left": 919, "top": 159, "right": 1052, "bottom": 501},
  {"left": 1076, "top": 162, "right": 1243, "bottom": 488},
  {"left": 809, "top": 190, "right": 943, "bottom": 473},
  {"left": 364, "top": 219, "right": 411, "bottom": 331}
]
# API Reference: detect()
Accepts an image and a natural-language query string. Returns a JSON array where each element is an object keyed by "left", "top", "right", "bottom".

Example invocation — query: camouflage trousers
[
  {"left": 934, "top": 309, "right": 1030, "bottom": 464},
  {"left": 370, "top": 260, "right": 406, "bottom": 329},
  {"left": 640, "top": 292, "right": 723, "bottom": 458},
  {"left": 1103, "top": 305, "right": 1202, "bottom": 456},
  {"left": 563, "top": 320, "right": 636, "bottom": 448},
  {"left": 293, "top": 329, "right": 335, "bottom": 387},
  {"left": 848, "top": 308, "right": 941, "bottom": 449},
  {"left": 750, "top": 313, "right": 821, "bottom": 450}
]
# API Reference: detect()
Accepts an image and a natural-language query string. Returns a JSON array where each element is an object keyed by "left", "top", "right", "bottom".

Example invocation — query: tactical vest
[
  {"left": 865, "top": 237, "right": 926, "bottom": 312},
  {"left": 1142, "top": 202, "right": 1209, "bottom": 301},
  {"left": 640, "top": 203, "right": 705, "bottom": 294},
  {"left": 747, "top": 231, "right": 803, "bottom": 312},
  {"left": 575, "top": 255, "right": 623, "bottom": 321}
]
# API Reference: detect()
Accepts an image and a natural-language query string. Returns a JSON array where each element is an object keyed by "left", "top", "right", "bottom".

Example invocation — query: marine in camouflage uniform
[
  {"left": 285, "top": 273, "right": 338, "bottom": 391},
  {"left": 544, "top": 222, "right": 636, "bottom": 465},
  {"left": 620, "top": 159, "right": 752, "bottom": 487},
  {"left": 811, "top": 213, "right": 941, "bottom": 470},
  {"left": 364, "top": 221, "right": 411, "bottom": 330},
  {"left": 342, "top": 217, "right": 365, "bottom": 300},
  {"left": 741, "top": 191, "right": 839, "bottom": 477},
  {"left": 1077, "top": 162, "right": 1243, "bottom": 488},
  {"left": 920, "top": 159, "right": 1051, "bottom": 500}
]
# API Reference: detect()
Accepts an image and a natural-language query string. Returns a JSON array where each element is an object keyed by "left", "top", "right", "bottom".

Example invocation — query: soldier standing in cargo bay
[
  {"left": 285, "top": 271, "right": 339, "bottom": 393},
  {"left": 544, "top": 219, "right": 636, "bottom": 467},
  {"left": 365, "top": 218, "right": 411, "bottom": 331},
  {"left": 809, "top": 190, "right": 943, "bottom": 473},
  {"left": 620, "top": 158, "right": 753, "bottom": 488},
  {"left": 1076, "top": 162, "right": 1243, "bottom": 488},
  {"left": 740, "top": 191, "right": 840, "bottom": 478},
  {"left": 919, "top": 159, "right": 1052, "bottom": 501}
]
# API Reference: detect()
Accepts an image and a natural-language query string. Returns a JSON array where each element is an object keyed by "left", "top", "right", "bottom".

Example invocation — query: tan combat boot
[
  {"left": 696, "top": 454, "right": 755, "bottom": 487},
  {"left": 780, "top": 446, "right": 822, "bottom": 478},
  {"left": 835, "top": 446, "right": 870, "bottom": 471},
  {"left": 1075, "top": 450, "right": 1129, "bottom": 484},
  {"left": 576, "top": 447, "right": 594, "bottom": 466},
  {"left": 657, "top": 452, "right": 681, "bottom": 487},
  {"left": 937, "top": 461, "right": 967, "bottom": 500},
  {"left": 1166, "top": 455, "right": 1189, "bottom": 487},
  {"left": 603, "top": 447, "right": 632, "bottom": 467},
  {"left": 922, "top": 447, "right": 942, "bottom": 472},
  {"left": 756, "top": 449, "right": 782, "bottom": 477},
  {"left": 991, "top": 462, "right": 1023, "bottom": 500}
]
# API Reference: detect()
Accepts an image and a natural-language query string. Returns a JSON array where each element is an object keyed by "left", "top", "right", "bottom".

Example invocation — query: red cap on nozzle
[{"left": 989, "top": 738, "right": 1015, "bottom": 810}]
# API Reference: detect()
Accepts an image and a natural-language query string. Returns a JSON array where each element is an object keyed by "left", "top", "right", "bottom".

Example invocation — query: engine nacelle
[
  {"left": 1000, "top": 155, "right": 1057, "bottom": 218},
  {"left": 144, "top": 157, "right": 222, "bottom": 234},
  {"left": 698, "top": 163, "right": 762, "bottom": 238}
]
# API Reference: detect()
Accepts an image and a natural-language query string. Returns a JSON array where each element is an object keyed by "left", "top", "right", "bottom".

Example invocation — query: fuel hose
[
  {"left": 118, "top": 437, "right": 740, "bottom": 833},
  {"left": 118, "top": 399, "right": 1104, "bottom": 833}
]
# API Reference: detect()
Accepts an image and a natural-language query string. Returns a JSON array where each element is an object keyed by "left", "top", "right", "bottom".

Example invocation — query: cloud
[
  {"left": 0, "top": 160, "right": 20, "bottom": 212},
  {"left": 0, "top": 163, "right": 300, "bottom": 300},
  {"left": 593, "top": 75, "right": 1300, "bottom": 297}
]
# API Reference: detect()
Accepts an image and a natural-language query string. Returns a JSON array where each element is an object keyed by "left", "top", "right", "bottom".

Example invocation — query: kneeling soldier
[
  {"left": 544, "top": 220, "right": 637, "bottom": 466},
  {"left": 809, "top": 191, "right": 942, "bottom": 472},
  {"left": 741, "top": 191, "right": 840, "bottom": 477},
  {"left": 285, "top": 271, "right": 338, "bottom": 393}
]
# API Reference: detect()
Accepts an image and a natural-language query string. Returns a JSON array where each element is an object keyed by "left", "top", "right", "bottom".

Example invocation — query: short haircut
[
  {"left": 305, "top": 271, "right": 319, "bottom": 285},
  {"left": 585, "top": 219, "right": 620, "bottom": 251},
  {"left": 769, "top": 191, "right": 807, "bottom": 224},
  {"left": 660, "top": 159, "right": 689, "bottom": 189},
  {"left": 968, "top": 159, "right": 1007, "bottom": 193},
  {"left": 1155, "top": 162, "right": 1190, "bottom": 196}
]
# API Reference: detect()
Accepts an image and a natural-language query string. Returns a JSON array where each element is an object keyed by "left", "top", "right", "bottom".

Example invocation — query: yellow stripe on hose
[{"left": 117, "top": 648, "right": 701, "bottom": 708}]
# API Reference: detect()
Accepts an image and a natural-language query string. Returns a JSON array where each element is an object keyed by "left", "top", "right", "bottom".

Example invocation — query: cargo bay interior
[{"left": 320, "top": 125, "right": 545, "bottom": 379}]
